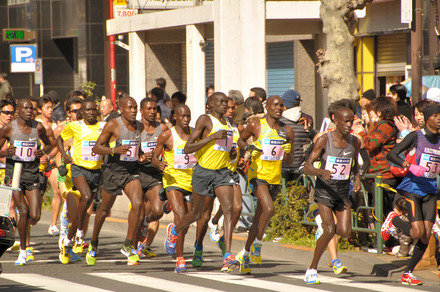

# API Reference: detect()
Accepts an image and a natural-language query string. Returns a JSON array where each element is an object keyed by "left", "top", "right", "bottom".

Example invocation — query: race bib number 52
[{"left": 325, "top": 156, "right": 352, "bottom": 180}]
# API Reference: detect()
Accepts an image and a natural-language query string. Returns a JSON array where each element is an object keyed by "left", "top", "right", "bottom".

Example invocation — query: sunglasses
[
  {"left": 1, "top": 110, "right": 14, "bottom": 116},
  {"left": 70, "top": 109, "right": 81, "bottom": 114}
]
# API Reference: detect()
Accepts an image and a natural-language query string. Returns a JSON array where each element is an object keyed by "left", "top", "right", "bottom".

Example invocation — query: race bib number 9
[
  {"left": 325, "top": 156, "right": 352, "bottom": 180},
  {"left": 419, "top": 153, "right": 440, "bottom": 178},
  {"left": 120, "top": 140, "right": 139, "bottom": 161},
  {"left": 261, "top": 138, "right": 284, "bottom": 161},
  {"left": 13, "top": 140, "right": 37, "bottom": 162},
  {"left": 174, "top": 148, "right": 197, "bottom": 169},
  {"left": 214, "top": 130, "right": 233, "bottom": 152},
  {"left": 81, "top": 141, "right": 101, "bottom": 161},
  {"left": 141, "top": 141, "right": 157, "bottom": 154}
]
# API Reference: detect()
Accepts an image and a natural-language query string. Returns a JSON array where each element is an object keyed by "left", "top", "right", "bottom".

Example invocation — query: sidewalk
[{"left": 41, "top": 210, "right": 440, "bottom": 286}]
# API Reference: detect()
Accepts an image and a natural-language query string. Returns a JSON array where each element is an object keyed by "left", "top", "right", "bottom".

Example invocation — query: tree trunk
[{"left": 316, "top": 0, "right": 372, "bottom": 102}]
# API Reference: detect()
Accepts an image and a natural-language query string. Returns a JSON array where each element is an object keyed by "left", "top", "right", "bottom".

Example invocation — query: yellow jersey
[
  {"left": 196, "top": 115, "right": 233, "bottom": 170},
  {"left": 60, "top": 120, "right": 105, "bottom": 170},
  {"left": 163, "top": 127, "right": 196, "bottom": 192},
  {"left": 248, "top": 118, "right": 285, "bottom": 185}
]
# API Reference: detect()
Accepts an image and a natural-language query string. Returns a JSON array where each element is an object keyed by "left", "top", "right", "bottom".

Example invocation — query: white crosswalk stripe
[
  {"left": 1, "top": 273, "right": 112, "bottom": 292},
  {"left": 89, "top": 272, "right": 223, "bottom": 292},
  {"left": 186, "top": 272, "right": 319, "bottom": 291},
  {"left": 281, "top": 273, "right": 431, "bottom": 292}
]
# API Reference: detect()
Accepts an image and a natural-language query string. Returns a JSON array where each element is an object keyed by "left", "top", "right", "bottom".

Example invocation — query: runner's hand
[
  {"left": 320, "top": 169, "right": 332, "bottom": 180},
  {"left": 156, "top": 161, "right": 168, "bottom": 171},
  {"left": 211, "top": 130, "right": 228, "bottom": 140},
  {"left": 115, "top": 145, "right": 130, "bottom": 154},
  {"left": 281, "top": 142, "right": 291, "bottom": 154},
  {"left": 6, "top": 145, "right": 16, "bottom": 156}
]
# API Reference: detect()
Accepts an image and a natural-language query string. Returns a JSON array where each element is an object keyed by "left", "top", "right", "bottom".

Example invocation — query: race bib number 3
[
  {"left": 419, "top": 153, "right": 440, "bottom": 178},
  {"left": 325, "top": 156, "right": 352, "bottom": 180},
  {"left": 13, "top": 140, "right": 37, "bottom": 162},
  {"left": 261, "top": 139, "right": 284, "bottom": 161},
  {"left": 174, "top": 148, "right": 197, "bottom": 169},
  {"left": 81, "top": 141, "right": 101, "bottom": 161},
  {"left": 120, "top": 140, "right": 139, "bottom": 161},
  {"left": 214, "top": 130, "right": 233, "bottom": 152},
  {"left": 141, "top": 141, "right": 156, "bottom": 154}
]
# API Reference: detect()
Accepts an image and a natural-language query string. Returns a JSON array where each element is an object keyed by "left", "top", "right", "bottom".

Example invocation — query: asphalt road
[{"left": 0, "top": 212, "right": 436, "bottom": 292}]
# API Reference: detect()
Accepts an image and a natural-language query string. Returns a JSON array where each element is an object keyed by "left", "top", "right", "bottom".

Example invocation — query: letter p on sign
[{"left": 10, "top": 44, "right": 37, "bottom": 72}]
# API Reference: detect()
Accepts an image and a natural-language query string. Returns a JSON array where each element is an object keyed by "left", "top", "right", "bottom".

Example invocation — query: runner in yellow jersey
[
  {"left": 152, "top": 104, "right": 195, "bottom": 273},
  {"left": 57, "top": 98, "right": 105, "bottom": 264},
  {"left": 236, "top": 96, "right": 294, "bottom": 274},
  {"left": 164, "top": 92, "right": 239, "bottom": 272}
]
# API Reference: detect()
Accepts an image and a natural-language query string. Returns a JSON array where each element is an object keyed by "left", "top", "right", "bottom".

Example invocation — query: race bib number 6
[
  {"left": 120, "top": 140, "right": 139, "bottom": 161},
  {"left": 261, "top": 138, "right": 284, "bottom": 161},
  {"left": 81, "top": 141, "right": 101, "bottom": 161},
  {"left": 419, "top": 153, "right": 440, "bottom": 178},
  {"left": 13, "top": 140, "right": 37, "bottom": 162},
  {"left": 325, "top": 156, "right": 352, "bottom": 180}
]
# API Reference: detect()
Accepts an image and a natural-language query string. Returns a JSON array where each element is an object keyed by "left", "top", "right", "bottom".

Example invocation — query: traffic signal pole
[
  {"left": 109, "top": 0, "right": 117, "bottom": 110},
  {"left": 411, "top": 0, "right": 422, "bottom": 105}
]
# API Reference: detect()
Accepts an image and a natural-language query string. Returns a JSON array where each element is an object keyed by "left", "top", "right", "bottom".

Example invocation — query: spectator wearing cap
[
  {"left": 390, "top": 84, "right": 412, "bottom": 121},
  {"left": 426, "top": 87, "right": 440, "bottom": 103},
  {"left": 280, "top": 89, "right": 315, "bottom": 180},
  {"left": 360, "top": 89, "right": 375, "bottom": 110}
]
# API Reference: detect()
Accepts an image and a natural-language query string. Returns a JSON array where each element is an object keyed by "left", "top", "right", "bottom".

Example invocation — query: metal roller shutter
[
  {"left": 205, "top": 42, "right": 214, "bottom": 88},
  {"left": 376, "top": 33, "right": 408, "bottom": 77},
  {"left": 266, "top": 42, "right": 294, "bottom": 97}
]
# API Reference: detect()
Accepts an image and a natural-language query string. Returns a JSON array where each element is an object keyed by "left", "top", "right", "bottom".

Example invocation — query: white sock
[
  {"left": 242, "top": 248, "right": 250, "bottom": 256},
  {"left": 19, "top": 249, "right": 26, "bottom": 257},
  {"left": 65, "top": 238, "right": 72, "bottom": 247},
  {"left": 76, "top": 229, "right": 84, "bottom": 238},
  {"left": 254, "top": 238, "right": 263, "bottom": 245}
]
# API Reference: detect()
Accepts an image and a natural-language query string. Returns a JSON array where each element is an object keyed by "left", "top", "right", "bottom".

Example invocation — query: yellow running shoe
[
  {"left": 59, "top": 244, "right": 71, "bottom": 264},
  {"left": 73, "top": 237, "right": 83, "bottom": 254},
  {"left": 25, "top": 247, "right": 34, "bottom": 262},
  {"left": 86, "top": 245, "right": 97, "bottom": 266},
  {"left": 250, "top": 242, "right": 262, "bottom": 265}
]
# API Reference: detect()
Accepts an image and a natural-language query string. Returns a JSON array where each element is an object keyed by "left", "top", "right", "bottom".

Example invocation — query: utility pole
[
  {"left": 411, "top": 0, "right": 422, "bottom": 105},
  {"left": 109, "top": 0, "right": 117, "bottom": 110}
]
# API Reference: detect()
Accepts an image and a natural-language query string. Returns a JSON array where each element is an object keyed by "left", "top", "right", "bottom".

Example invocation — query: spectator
[
  {"left": 46, "top": 90, "right": 66, "bottom": 124},
  {"left": 249, "top": 87, "right": 267, "bottom": 104},
  {"left": 228, "top": 90, "right": 245, "bottom": 125},
  {"left": 389, "top": 84, "right": 412, "bottom": 121},
  {"left": 151, "top": 87, "right": 171, "bottom": 123},
  {"left": 0, "top": 72, "right": 13, "bottom": 99},
  {"left": 279, "top": 89, "right": 315, "bottom": 177},
  {"left": 360, "top": 89, "right": 375, "bottom": 114},
  {"left": 171, "top": 91, "right": 187, "bottom": 109},
  {"left": 100, "top": 98, "right": 119, "bottom": 122},
  {"left": 413, "top": 100, "right": 430, "bottom": 129},
  {"left": 206, "top": 85, "right": 215, "bottom": 99},
  {"left": 156, "top": 77, "right": 170, "bottom": 100},
  {"left": 353, "top": 96, "right": 399, "bottom": 216}
]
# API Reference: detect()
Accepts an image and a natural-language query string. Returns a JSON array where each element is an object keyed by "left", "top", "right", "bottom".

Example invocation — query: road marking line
[
  {"left": 280, "top": 273, "right": 431, "bottom": 292},
  {"left": 89, "top": 272, "right": 223, "bottom": 292},
  {"left": 1, "top": 273, "right": 111, "bottom": 292},
  {"left": 186, "top": 272, "right": 319, "bottom": 291}
]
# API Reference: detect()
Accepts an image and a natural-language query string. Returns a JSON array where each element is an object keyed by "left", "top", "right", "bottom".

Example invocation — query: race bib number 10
[
  {"left": 419, "top": 153, "right": 440, "bottom": 178},
  {"left": 261, "top": 139, "right": 284, "bottom": 161},
  {"left": 13, "top": 140, "right": 37, "bottom": 162},
  {"left": 81, "top": 141, "right": 101, "bottom": 161},
  {"left": 120, "top": 140, "right": 139, "bottom": 161},
  {"left": 325, "top": 156, "right": 352, "bottom": 180}
]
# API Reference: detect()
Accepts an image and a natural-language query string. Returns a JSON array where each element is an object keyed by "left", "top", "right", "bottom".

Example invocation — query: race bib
[
  {"left": 13, "top": 140, "right": 37, "bottom": 162},
  {"left": 81, "top": 141, "right": 101, "bottom": 161},
  {"left": 231, "top": 143, "right": 238, "bottom": 163},
  {"left": 261, "top": 138, "right": 284, "bottom": 161},
  {"left": 174, "top": 148, "right": 197, "bottom": 169},
  {"left": 419, "top": 153, "right": 440, "bottom": 178},
  {"left": 214, "top": 130, "right": 233, "bottom": 152},
  {"left": 325, "top": 156, "right": 352, "bottom": 180},
  {"left": 120, "top": 140, "right": 139, "bottom": 161},
  {"left": 141, "top": 141, "right": 156, "bottom": 154}
]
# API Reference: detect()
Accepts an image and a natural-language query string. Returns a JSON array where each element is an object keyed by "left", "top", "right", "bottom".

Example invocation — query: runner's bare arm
[
  {"left": 183, "top": 115, "right": 225, "bottom": 154},
  {"left": 0, "top": 124, "right": 14, "bottom": 157},
  {"left": 303, "top": 134, "right": 331, "bottom": 180},
  {"left": 93, "top": 119, "right": 128, "bottom": 155},
  {"left": 36, "top": 122, "right": 55, "bottom": 158},
  {"left": 151, "top": 129, "right": 170, "bottom": 171}
]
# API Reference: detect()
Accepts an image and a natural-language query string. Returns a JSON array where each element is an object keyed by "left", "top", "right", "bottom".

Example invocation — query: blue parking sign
[{"left": 10, "top": 44, "right": 37, "bottom": 72}]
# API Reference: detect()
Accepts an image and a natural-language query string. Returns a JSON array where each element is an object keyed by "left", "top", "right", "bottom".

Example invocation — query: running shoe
[
  {"left": 69, "top": 249, "right": 82, "bottom": 262},
  {"left": 305, "top": 203, "right": 319, "bottom": 222},
  {"left": 192, "top": 246, "right": 203, "bottom": 267},
  {"left": 7, "top": 241, "right": 20, "bottom": 252},
  {"left": 381, "top": 211, "right": 398, "bottom": 241},
  {"left": 315, "top": 215, "right": 323, "bottom": 241},
  {"left": 304, "top": 268, "right": 320, "bottom": 284},
  {"left": 59, "top": 243, "right": 71, "bottom": 264},
  {"left": 175, "top": 257, "right": 187, "bottom": 274},
  {"left": 25, "top": 247, "right": 34, "bottom": 262},
  {"left": 73, "top": 237, "right": 84, "bottom": 254},
  {"left": 217, "top": 235, "right": 225, "bottom": 256},
  {"left": 164, "top": 223, "right": 177, "bottom": 255},
  {"left": 121, "top": 244, "right": 140, "bottom": 266},
  {"left": 86, "top": 245, "right": 97, "bottom": 266},
  {"left": 48, "top": 225, "right": 60, "bottom": 236},
  {"left": 401, "top": 272, "right": 422, "bottom": 285},
  {"left": 15, "top": 251, "right": 26, "bottom": 266},
  {"left": 163, "top": 201, "right": 172, "bottom": 214},
  {"left": 137, "top": 243, "right": 157, "bottom": 257},
  {"left": 208, "top": 217, "right": 221, "bottom": 242},
  {"left": 250, "top": 242, "right": 262, "bottom": 265},
  {"left": 331, "top": 259, "right": 347, "bottom": 275},
  {"left": 221, "top": 254, "right": 239, "bottom": 272},
  {"left": 236, "top": 250, "right": 251, "bottom": 275}
]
